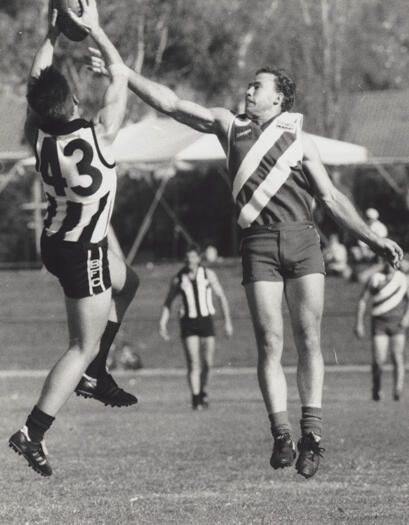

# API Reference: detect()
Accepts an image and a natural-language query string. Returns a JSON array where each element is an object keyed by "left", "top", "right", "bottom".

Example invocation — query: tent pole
[
  {"left": 126, "top": 174, "right": 168, "bottom": 265},
  {"left": 144, "top": 176, "right": 196, "bottom": 246}
]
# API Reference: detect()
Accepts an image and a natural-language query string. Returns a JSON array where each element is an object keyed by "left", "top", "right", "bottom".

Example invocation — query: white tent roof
[{"left": 113, "top": 117, "right": 368, "bottom": 167}]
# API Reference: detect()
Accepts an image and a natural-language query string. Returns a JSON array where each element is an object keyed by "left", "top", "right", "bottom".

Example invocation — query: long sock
[
  {"left": 268, "top": 411, "right": 291, "bottom": 438},
  {"left": 85, "top": 321, "right": 120, "bottom": 378},
  {"left": 300, "top": 406, "right": 323, "bottom": 438},
  {"left": 25, "top": 405, "right": 55, "bottom": 442},
  {"left": 372, "top": 364, "right": 381, "bottom": 395}
]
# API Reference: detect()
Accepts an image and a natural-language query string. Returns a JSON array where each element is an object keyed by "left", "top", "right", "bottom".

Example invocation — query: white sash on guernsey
[
  {"left": 231, "top": 113, "right": 302, "bottom": 229},
  {"left": 371, "top": 271, "right": 407, "bottom": 317}
]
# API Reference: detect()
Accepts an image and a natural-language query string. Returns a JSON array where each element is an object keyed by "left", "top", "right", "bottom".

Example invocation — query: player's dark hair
[
  {"left": 256, "top": 67, "right": 296, "bottom": 111},
  {"left": 185, "top": 244, "right": 201, "bottom": 255},
  {"left": 27, "top": 66, "right": 75, "bottom": 126}
]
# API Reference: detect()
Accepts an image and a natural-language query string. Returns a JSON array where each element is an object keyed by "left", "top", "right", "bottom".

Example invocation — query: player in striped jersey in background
[
  {"left": 355, "top": 261, "right": 409, "bottom": 401},
  {"left": 86, "top": 50, "right": 403, "bottom": 478},
  {"left": 9, "top": 1, "right": 138, "bottom": 477},
  {"left": 159, "top": 246, "right": 233, "bottom": 410}
]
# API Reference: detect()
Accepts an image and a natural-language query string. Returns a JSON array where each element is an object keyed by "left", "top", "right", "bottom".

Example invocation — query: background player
[
  {"left": 9, "top": 0, "right": 138, "bottom": 477},
  {"left": 159, "top": 245, "right": 233, "bottom": 409},
  {"left": 87, "top": 50, "right": 402, "bottom": 478},
  {"left": 355, "top": 260, "right": 409, "bottom": 401}
]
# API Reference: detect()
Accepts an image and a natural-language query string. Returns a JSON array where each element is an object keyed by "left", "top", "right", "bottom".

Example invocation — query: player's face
[
  {"left": 185, "top": 250, "right": 200, "bottom": 270},
  {"left": 245, "top": 73, "right": 283, "bottom": 118}
]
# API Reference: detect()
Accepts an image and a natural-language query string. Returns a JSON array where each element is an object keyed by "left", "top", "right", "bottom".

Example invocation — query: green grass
[
  {"left": 1, "top": 370, "right": 408, "bottom": 524},
  {"left": 0, "top": 262, "right": 373, "bottom": 370}
]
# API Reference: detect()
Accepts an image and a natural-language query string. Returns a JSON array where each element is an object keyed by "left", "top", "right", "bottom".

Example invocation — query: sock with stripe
[
  {"left": 268, "top": 411, "right": 292, "bottom": 438},
  {"left": 25, "top": 405, "right": 55, "bottom": 442},
  {"left": 85, "top": 321, "right": 120, "bottom": 378},
  {"left": 300, "top": 406, "right": 323, "bottom": 438}
]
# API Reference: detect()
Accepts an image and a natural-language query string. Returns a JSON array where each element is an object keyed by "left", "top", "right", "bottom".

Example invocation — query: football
[{"left": 55, "top": 0, "right": 88, "bottom": 42}]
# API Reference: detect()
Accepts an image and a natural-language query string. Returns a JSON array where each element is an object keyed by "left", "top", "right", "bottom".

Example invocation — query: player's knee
[
  {"left": 293, "top": 324, "right": 320, "bottom": 351},
  {"left": 255, "top": 326, "right": 283, "bottom": 357}
]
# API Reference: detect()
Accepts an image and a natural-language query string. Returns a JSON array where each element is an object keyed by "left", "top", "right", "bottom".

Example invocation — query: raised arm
[
  {"left": 25, "top": 5, "right": 60, "bottom": 147},
  {"left": 207, "top": 269, "right": 233, "bottom": 338},
  {"left": 158, "top": 277, "right": 179, "bottom": 341},
  {"left": 301, "top": 133, "right": 403, "bottom": 268},
  {"left": 86, "top": 48, "right": 233, "bottom": 147},
  {"left": 68, "top": 0, "right": 127, "bottom": 143}
]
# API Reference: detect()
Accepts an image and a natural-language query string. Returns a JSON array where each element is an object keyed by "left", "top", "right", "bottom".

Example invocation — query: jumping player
[
  {"left": 159, "top": 246, "right": 233, "bottom": 409},
  {"left": 355, "top": 261, "right": 409, "bottom": 401},
  {"left": 9, "top": 1, "right": 138, "bottom": 477},
  {"left": 87, "top": 52, "right": 403, "bottom": 478}
]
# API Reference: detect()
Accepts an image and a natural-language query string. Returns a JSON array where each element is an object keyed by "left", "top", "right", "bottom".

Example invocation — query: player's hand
[
  {"left": 47, "top": 1, "right": 60, "bottom": 39},
  {"left": 68, "top": 0, "right": 100, "bottom": 35},
  {"left": 354, "top": 323, "right": 365, "bottom": 339},
  {"left": 372, "top": 238, "right": 403, "bottom": 269},
  {"left": 84, "top": 47, "right": 109, "bottom": 76},
  {"left": 399, "top": 314, "right": 409, "bottom": 329},
  {"left": 224, "top": 320, "right": 233, "bottom": 339},
  {"left": 159, "top": 324, "right": 170, "bottom": 341}
]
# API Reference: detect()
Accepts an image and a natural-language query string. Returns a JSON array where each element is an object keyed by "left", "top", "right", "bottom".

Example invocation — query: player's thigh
[
  {"left": 107, "top": 248, "right": 139, "bottom": 295},
  {"left": 284, "top": 273, "right": 324, "bottom": 333},
  {"left": 245, "top": 281, "right": 284, "bottom": 336},
  {"left": 389, "top": 333, "right": 406, "bottom": 359},
  {"left": 201, "top": 336, "right": 216, "bottom": 365},
  {"left": 182, "top": 336, "right": 201, "bottom": 366},
  {"left": 65, "top": 288, "right": 112, "bottom": 348},
  {"left": 372, "top": 334, "right": 389, "bottom": 363}
]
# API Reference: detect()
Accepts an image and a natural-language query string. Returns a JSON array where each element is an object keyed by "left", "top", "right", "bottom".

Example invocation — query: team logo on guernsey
[{"left": 236, "top": 128, "right": 253, "bottom": 140}]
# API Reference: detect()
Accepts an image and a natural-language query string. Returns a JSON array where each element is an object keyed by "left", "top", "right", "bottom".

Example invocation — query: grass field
[
  {"left": 1, "top": 370, "right": 408, "bottom": 524},
  {"left": 1, "top": 264, "right": 408, "bottom": 524},
  {"left": 1, "top": 262, "right": 377, "bottom": 370}
]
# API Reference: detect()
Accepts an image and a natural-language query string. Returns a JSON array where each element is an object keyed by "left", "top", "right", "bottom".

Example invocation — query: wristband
[{"left": 108, "top": 63, "right": 129, "bottom": 78}]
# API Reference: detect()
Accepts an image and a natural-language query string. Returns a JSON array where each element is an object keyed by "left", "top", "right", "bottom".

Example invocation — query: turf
[
  {"left": 1, "top": 370, "right": 408, "bottom": 524},
  {"left": 1, "top": 263, "right": 374, "bottom": 370}
]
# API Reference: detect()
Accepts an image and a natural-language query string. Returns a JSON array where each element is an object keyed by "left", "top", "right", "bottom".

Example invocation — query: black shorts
[
  {"left": 371, "top": 317, "right": 406, "bottom": 337},
  {"left": 240, "top": 222, "right": 325, "bottom": 284},
  {"left": 41, "top": 232, "right": 111, "bottom": 299},
  {"left": 180, "top": 316, "right": 215, "bottom": 338}
]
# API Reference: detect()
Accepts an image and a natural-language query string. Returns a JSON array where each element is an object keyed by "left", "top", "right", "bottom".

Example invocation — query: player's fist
[
  {"left": 159, "top": 324, "right": 170, "bottom": 341},
  {"left": 354, "top": 323, "right": 365, "bottom": 339},
  {"left": 372, "top": 238, "right": 403, "bottom": 269},
  {"left": 224, "top": 320, "right": 233, "bottom": 339}
]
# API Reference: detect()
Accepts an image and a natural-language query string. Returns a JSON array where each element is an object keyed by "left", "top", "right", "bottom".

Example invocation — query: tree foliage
[{"left": 2, "top": 0, "right": 409, "bottom": 136}]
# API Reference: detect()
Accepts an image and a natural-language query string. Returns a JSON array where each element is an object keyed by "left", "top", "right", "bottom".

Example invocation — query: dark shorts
[
  {"left": 180, "top": 316, "right": 215, "bottom": 338},
  {"left": 41, "top": 232, "right": 111, "bottom": 299},
  {"left": 371, "top": 316, "right": 406, "bottom": 337},
  {"left": 240, "top": 222, "right": 325, "bottom": 284}
]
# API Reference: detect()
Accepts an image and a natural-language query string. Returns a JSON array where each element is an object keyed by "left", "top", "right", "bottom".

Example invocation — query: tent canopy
[{"left": 113, "top": 117, "right": 368, "bottom": 168}]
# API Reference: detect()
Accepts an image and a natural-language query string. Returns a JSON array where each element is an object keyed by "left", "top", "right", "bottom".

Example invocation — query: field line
[{"left": 0, "top": 364, "right": 403, "bottom": 379}]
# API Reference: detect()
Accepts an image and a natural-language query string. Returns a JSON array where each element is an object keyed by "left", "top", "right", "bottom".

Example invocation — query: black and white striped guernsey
[
  {"left": 177, "top": 265, "right": 216, "bottom": 319},
  {"left": 34, "top": 118, "right": 117, "bottom": 243},
  {"left": 227, "top": 112, "right": 314, "bottom": 229}
]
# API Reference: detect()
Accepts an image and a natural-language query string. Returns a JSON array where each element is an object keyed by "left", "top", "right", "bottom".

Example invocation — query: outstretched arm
[
  {"left": 302, "top": 133, "right": 403, "bottom": 268},
  {"left": 69, "top": 0, "right": 127, "bottom": 143},
  {"left": 86, "top": 48, "right": 233, "bottom": 146},
  {"left": 207, "top": 269, "right": 233, "bottom": 338}
]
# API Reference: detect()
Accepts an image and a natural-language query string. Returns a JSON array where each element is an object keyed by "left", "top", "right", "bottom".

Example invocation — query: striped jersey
[
  {"left": 176, "top": 265, "right": 216, "bottom": 319},
  {"left": 369, "top": 270, "right": 408, "bottom": 319},
  {"left": 34, "top": 119, "right": 117, "bottom": 243},
  {"left": 227, "top": 112, "right": 314, "bottom": 229}
]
